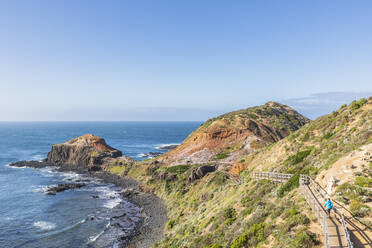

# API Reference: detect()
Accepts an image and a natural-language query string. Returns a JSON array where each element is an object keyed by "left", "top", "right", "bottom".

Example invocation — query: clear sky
[{"left": 1, "top": 0, "right": 371, "bottom": 121}]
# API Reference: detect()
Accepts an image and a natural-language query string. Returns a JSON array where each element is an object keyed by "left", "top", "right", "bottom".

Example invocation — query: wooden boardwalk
[{"left": 253, "top": 172, "right": 372, "bottom": 248}]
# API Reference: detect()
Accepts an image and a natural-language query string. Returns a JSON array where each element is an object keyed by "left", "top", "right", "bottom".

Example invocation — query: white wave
[
  {"left": 103, "top": 197, "right": 122, "bottom": 209},
  {"left": 60, "top": 171, "right": 82, "bottom": 182},
  {"left": 39, "top": 167, "right": 57, "bottom": 173},
  {"left": 30, "top": 184, "right": 56, "bottom": 194},
  {"left": 155, "top": 143, "right": 180, "bottom": 150},
  {"left": 136, "top": 153, "right": 146, "bottom": 158},
  {"left": 88, "top": 222, "right": 110, "bottom": 244},
  {"left": 33, "top": 221, "right": 56, "bottom": 231},
  {"left": 31, "top": 154, "right": 44, "bottom": 161},
  {"left": 6, "top": 164, "right": 26, "bottom": 169},
  {"left": 95, "top": 186, "right": 122, "bottom": 209}
]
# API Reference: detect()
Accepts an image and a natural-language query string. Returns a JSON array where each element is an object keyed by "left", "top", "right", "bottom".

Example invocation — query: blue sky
[{"left": 0, "top": 0, "right": 371, "bottom": 121}]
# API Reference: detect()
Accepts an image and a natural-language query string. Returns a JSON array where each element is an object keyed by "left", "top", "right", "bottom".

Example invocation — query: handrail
[
  {"left": 300, "top": 175, "right": 353, "bottom": 248},
  {"left": 254, "top": 172, "right": 353, "bottom": 248},
  {"left": 253, "top": 172, "right": 292, "bottom": 182}
]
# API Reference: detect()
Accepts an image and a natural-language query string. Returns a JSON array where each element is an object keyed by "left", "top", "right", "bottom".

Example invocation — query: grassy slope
[
  {"left": 201, "top": 101, "right": 309, "bottom": 132},
  {"left": 119, "top": 97, "right": 371, "bottom": 248}
]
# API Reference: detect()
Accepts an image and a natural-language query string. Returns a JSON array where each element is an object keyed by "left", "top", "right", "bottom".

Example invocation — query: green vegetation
[
  {"left": 277, "top": 173, "right": 300, "bottom": 197},
  {"left": 165, "top": 165, "right": 190, "bottom": 174},
  {"left": 350, "top": 201, "right": 370, "bottom": 217},
  {"left": 109, "top": 165, "right": 126, "bottom": 175},
  {"left": 355, "top": 176, "right": 372, "bottom": 188},
  {"left": 284, "top": 149, "right": 312, "bottom": 167},
  {"left": 199, "top": 101, "right": 308, "bottom": 133},
  {"left": 351, "top": 98, "right": 367, "bottom": 110},
  {"left": 121, "top": 97, "right": 371, "bottom": 248},
  {"left": 204, "top": 245, "right": 223, "bottom": 248},
  {"left": 167, "top": 219, "right": 176, "bottom": 229},
  {"left": 322, "top": 132, "right": 334, "bottom": 140},
  {"left": 223, "top": 207, "right": 236, "bottom": 219},
  {"left": 290, "top": 229, "right": 319, "bottom": 248},
  {"left": 230, "top": 223, "right": 268, "bottom": 248},
  {"left": 216, "top": 152, "right": 229, "bottom": 160}
]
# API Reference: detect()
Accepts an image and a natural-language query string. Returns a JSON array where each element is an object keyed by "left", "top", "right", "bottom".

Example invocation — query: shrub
[
  {"left": 165, "top": 165, "right": 190, "bottom": 174},
  {"left": 167, "top": 219, "right": 176, "bottom": 229},
  {"left": 355, "top": 176, "right": 372, "bottom": 188},
  {"left": 230, "top": 223, "right": 268, "bottom": 248},
  {"left": 204, "top": 245, "right": 223, "bottom": 248},
  {"left": 208, "top": 172, "right": 228, "bottom": 186},
  {"left": 223, "top": 207, "right": 236, "bottom": 219},
  {"left": 350, "top": 201, "right": 370, "bottom": 217},
  {"left": 351, "top": 98, "right": 367, "bottom": 110},
  {"left": 322, "top": 132, "right": 334, "bottom": 140},
  {"left": 277, "top": 173, "right": 300, "bottom": 197},
  {"left": 216, "top": 153, "right": 229, "bottom": 160},
  {"left": 285, "top": 149, "right": 312, "bottom": 167},
  {"left": 109, "top": 165, "right": 126, "bottom": 175},
  {"left": 301, "top": 132, "right": 310, "bottom": 142},
  {"left": 145, "top": 165, "right": 159, "bottom": 176},
  {"left": 291, "top": 230, "right": 319, "bottom": 248}
]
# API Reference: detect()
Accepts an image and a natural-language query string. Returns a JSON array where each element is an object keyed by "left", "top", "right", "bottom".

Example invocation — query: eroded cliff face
[
  {"left": 159, "top": 102, "right": 310, "bottom": 167},
  {"left": 46, "top": 134, "right": 127, "bottom": 170}
]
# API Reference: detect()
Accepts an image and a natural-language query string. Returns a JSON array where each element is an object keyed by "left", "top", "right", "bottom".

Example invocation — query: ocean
[{"left": 0, "top": 122, "right": 201, "bottom": 248}]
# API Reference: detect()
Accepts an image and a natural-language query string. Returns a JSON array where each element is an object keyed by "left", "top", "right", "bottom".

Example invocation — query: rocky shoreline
[{"left": 10, "top": 159, "right": 167, "bottom": 248}]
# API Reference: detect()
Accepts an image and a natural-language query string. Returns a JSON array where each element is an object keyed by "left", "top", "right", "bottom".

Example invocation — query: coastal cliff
[
  {"left": 46, "top": 134, "right": 132, "bottom": 171},
  {"left": 123, "top": 98, "right": 371, "bottom": 248},
  {"left": 159, "top": 102, "right": 310, "bottom": 168},
  {"left": 9, "top": 98, "right": 371, "bottom": 248}
]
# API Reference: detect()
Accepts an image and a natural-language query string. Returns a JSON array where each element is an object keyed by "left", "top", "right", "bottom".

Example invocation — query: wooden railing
[
  {"left": 253, "top": 171, "right": 292, "bottom": 182},
  {"left": 300, "top": 175, "right": 353, "bottom": 248},
  {"left": 252, "top": 172, "right": 353, "bottom": 248}
]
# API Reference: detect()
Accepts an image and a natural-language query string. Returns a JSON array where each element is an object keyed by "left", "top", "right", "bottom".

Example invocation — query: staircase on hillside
[{"left": 253, "top": 172, "right": 372, "bottom": 248}]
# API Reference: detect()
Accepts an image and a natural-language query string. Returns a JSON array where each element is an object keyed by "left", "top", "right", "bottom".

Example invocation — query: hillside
[
  {"left": 117, "top": 97, "right": 372, "bottom": 248},
  {"left": 159, "top": 102, "right": 309, "bottom": 167}
]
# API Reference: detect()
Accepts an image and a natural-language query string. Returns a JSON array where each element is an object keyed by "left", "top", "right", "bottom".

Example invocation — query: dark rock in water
[
  {"left": 157, "top": 144, "right": 178, "bottom": 150},
  {"left": 188, "top": 165, "right": 216, "bottom": 183},
  {"left": 121, "top": 188, "right": 139, "bottom": 197},
  {"left": 45, "top": 183, "right": 85, "bottom": 195},
  {"left": 88, "top": 165, "right": 102, "bottom": 172},
  {"left": 140, "top": 152, "right": 163, "bottom": 158},
  {"left": 9, "top": 160, "right": 52, "bottom": 169},
  {"left": 92, "top": 195, "right": 99, "bottom": 199}
]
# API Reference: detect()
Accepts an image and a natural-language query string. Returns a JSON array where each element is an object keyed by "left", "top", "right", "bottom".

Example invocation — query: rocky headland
[
  {"left": 10, "top": 134, "right": 167, "bottom": 248},
  {"left": 158, "top": 102, "right": 310, "bottom": 171},
  {"left": 9, "top": 99, "right": 372, "bottom": 248}
]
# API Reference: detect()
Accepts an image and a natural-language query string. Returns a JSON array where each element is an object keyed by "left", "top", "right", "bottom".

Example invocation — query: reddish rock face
[{"left": 159, "top": 102, "right": 310, "bottom": 167}]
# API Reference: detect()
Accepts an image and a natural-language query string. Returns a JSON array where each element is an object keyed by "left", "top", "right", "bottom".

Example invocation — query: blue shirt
[{"left": 324, "top": 200, "right": 333, "bottom": 210}]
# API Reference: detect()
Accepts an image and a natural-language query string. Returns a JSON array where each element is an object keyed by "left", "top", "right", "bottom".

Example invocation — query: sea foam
[
  {"left": 33, "top": 221, "right": 56, "bottom": 231},
  {"left": 155, "top": 143, "right": 180, "bottom": 150}
]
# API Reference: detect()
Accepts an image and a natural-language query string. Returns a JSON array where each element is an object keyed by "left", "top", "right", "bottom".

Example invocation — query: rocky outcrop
[
  {"left": 160, "top": 102, "right": 310, "bottom": 167},
  {"left": 157, "top": 144, "right": 179, "bottom": 150},
  {"left": 45, "top": 183, "right": 85, "bottom": 195},
  {"left": 10, "top": 160, "right": 51, "bottom": 168},
  {"left": 46, "top": 134, "right": 127, "bottom": 170},
  {"left": 188, "top": 165, "right": 216, "bottom": 183}
]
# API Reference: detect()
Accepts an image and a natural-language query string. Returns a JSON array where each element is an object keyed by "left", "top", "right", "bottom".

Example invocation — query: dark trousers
[{"left": 326, "top": 208, "right": 331, "bottom": 216}]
